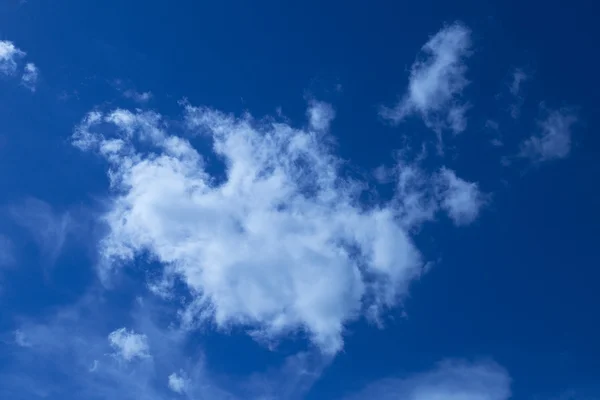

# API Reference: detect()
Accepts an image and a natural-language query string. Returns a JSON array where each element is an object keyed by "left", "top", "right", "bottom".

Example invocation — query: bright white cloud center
[{"left": 74, "top": 103, "right": 482, "bottom": 354}]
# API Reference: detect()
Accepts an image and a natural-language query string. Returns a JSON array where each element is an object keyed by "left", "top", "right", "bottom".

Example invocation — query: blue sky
[{"left": 0, "top": 1, "right": 599, "bottom": 399}]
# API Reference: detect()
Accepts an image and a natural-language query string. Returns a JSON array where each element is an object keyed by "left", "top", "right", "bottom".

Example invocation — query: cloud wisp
[
  {"left": 21, "top": 62, "right": 39, "bottom": 92},
  {"left": 0, "top": 40, "right": 39, "bottom": 91},
  {"left": 345, "top": 359, "right": 511, "bottom": 400},
  {"left": 380, "top": 23, "right": 472, "bottom": 135},
  {"left": 520, "top": 108, "right": 578, "bottom": 163},
  {"left": 0, "top": 40, "right": 25, "bottom": 76}
]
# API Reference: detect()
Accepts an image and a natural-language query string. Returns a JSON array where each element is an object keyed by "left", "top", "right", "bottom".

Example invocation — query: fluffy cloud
[
  {"left": 437, "top": 168, "right": 485, "bottom": 226},
  {"left": 307, "top": 100, "right": 335, "bottom": 131},
  {"left": 73, "top": 105, "right": 426, "bottom": 354},
  {"left": 167, "top": 372, "right": 186, "bottom": 393},
  {"left": 108, "top": 328, "right": 151, "bottom": 361},
  {"left": 73, "top": 100, "right": 485, "bottom": 354},
  {"left": 380, "top": 23, "right": 472, "bottom": 134},
  {"left": 345, "top": 360, "right": 511, "bottom": 400},
  {"left": 520, "top": 109, "right": 578, "bottom": 162},
  {"left": 21, "top": 62, "right": 39, "bottom": 92},
  {"left": 0, "top": 40, "right": 25, "bottom": 75}
]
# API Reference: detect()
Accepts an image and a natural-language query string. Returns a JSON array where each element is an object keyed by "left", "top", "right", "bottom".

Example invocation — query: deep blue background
[{"left": 1, "top": 1, "right": 599, "bottom": 399}]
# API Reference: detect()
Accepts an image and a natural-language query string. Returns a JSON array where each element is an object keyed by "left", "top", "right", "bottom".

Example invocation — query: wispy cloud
[
  {"left": 510, "top": 68, "right": 527, "bottom": 97},
  {"left": 9, "top": 198, "right": 72, "bottom": 267},
  {"left": 108, "top": 328, "right": 151, "bottom": 361},
  {"left": 1, "top": 294, "right": 330, "bottom": 400},
  {"left": 0, "top": 40, "right": 25, "bottom": 76},
  {"left": 380, "top": 23, "right": 472, "bottom": 135},
  {"left": 520, "top": 108, "right": 578, "bottom": 162},
  {"left": 21, "top": 62, "right": 39, "bottom": 92},
  {"left": 345, "top": 359, "right": 511, "bottom": 400},
  {"left": 307, "top": 100, "right": 335, "bottom": 131},
  {"left": 437, "top": 168, "right": 486, "bottom": 226},
  {"left": 123, "top": 89, "right": 153, "bottom": 104},
  {"left": 508, "top": 68, "right": 528, "bottom": 118}
]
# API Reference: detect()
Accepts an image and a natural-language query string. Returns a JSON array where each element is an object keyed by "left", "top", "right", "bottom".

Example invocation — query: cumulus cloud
[
  {"left": 345, "top": 359, "right": 511, "bottom": 400},
  {"left": 21, "top": 62, "right": 39, "bottom": 92},
  {"left": 108, "top": 328, "right": 150, "bottom": 361},
  {"left": 437, "top": 168, "right": 485, "bottom": 226},
  {"left": 168, "top": 372, "right": 186, "bottom": 393},
  {"left": 0, "top": 40, "right": 25, "bottom": 76},
  {"left": 72, "top": 96, "right": 487, "bottom": 354},
  {"left": 123, "top": 89, "right": 153, "bottom": 104},
  {"left": 72, "top": 104, "right": 434, "bottom": 354},
  {"left": 307, "top": 100, "right": 335, "bottom": 131},
  {"left": 380, "top": 23, "right": 472, "bottom": 134},
  {"left": 520, "top": 109, "right": 578, "bottom": 162}
]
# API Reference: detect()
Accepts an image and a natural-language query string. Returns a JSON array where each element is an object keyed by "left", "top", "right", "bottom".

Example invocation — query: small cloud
[
  {"left": 108, "top": 327, "right": 150, "bottom": 361},
  {"left": 510, "top": 68, "right": 527, "bottom": 97},
  {"left": 437, "top": 168, "right": 485, "bottom": 226},
  {"left": 484, "top": 120, "right": 503, "bottom": 147},
  {"left": 168, "top": 372, "right": 187, "bottom": 394},
  {"left": 345, "top": 359, "right": 511, "bottom": 400},
  {"left": 520, "top": 108, "right": 578, "bottom": 162},
  {"left": 307, "top": 100, "right": 335, "bottom": 131},
  {"left": 0, "top": 40, "right": 25, "bottom": 76},
  {"left": 508, "top": 68, "right": 528, "bottom": 119},
  {"left": 21, "top": 62, "right": 39, "bottom": 92},
  {"left": 123, "top": 89, "right": 153, "bottom": 104},
  {"left": 380, "top": 23, "right": 472, "bottom": 134},
  {"left": 89, "top": 360, "right": 99, "bottom": 372},
  {"left": 14, "top": 329, "right": 32, "bottom": 347}
]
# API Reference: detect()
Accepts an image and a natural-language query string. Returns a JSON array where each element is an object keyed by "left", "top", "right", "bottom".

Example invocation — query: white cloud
[
  {"left": 307, "top": 100, "right": 335, "bottom": 131},
  {"left": 437, "top": 168, "right": 485, "bottom": 226},
  {"left": 387, "top": 161, "right": 485, "bottom": 228},
  {"left": 108, "top": 328, "right": 150, "bottom": 361},
  {"left": 345, "top": 360, "right": 511, "bottom": 400},
  {"left": 508, "top": 68, "right": 528, "bottom": 119},
  {"left": 520, "top": 109, "right": 578, "bottom": 162},
  {"left": 123, "top": 89, "right": 153, "bottom": 104},
  {"left": 73, "top": 105, "right": 432, "bottom": 354},
  {"left": 380, "top": 23, "right": 472, "bottom": 134},
  {"left": 168, "top": 372, "right": 186, "bottom": 393},
  {"left": 21, "top": 62, "right": 39, "bottom": 92},
  {"left": 0, "top": 40, "right": 25, "bottom": 76},
  {"left": 510, "top": 68, "right": 527, "bottom": 97}
]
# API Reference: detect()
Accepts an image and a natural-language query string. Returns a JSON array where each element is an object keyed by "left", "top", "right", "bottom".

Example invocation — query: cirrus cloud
[{"left": 380, "top": 23, "right": 472, "bottom": 135}]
